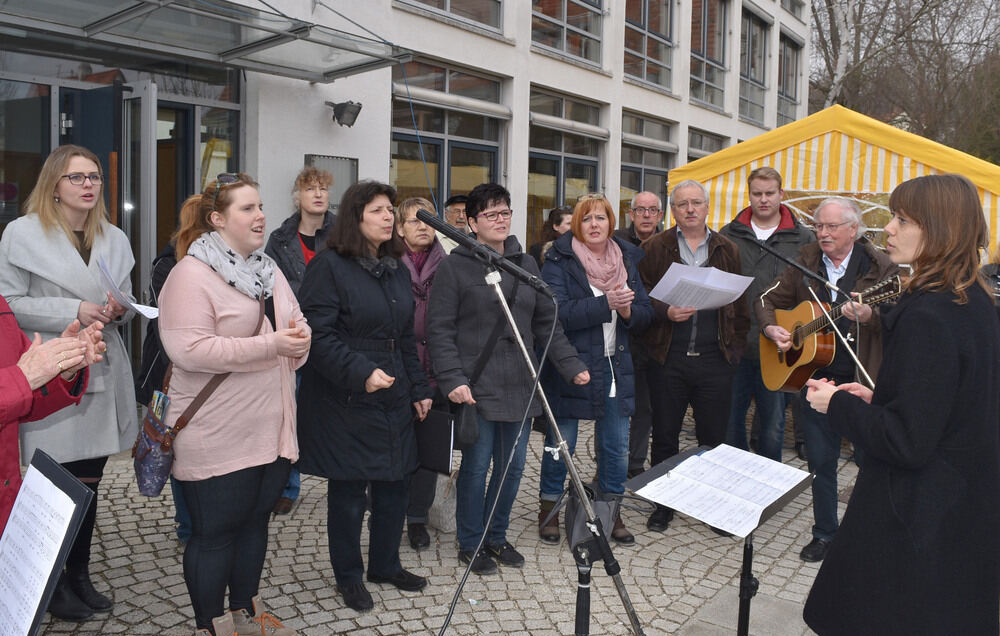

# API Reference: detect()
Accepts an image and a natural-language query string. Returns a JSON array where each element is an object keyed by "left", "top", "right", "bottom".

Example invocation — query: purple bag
[{"left": 132, "top": 393, "right": 174, "bottom": 496}]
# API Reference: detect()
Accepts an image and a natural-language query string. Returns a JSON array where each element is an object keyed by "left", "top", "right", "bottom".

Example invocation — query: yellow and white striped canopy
[{"left": 669, "top": 105, "right": 1000, "bottom": 248}]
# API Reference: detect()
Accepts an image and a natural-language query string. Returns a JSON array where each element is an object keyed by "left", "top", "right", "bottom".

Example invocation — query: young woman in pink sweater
[{"left": 158, "top": 173, "right": 310, "bottom": 636}]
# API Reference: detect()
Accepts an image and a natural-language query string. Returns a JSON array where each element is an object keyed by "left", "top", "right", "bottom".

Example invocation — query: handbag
[
  {"left": 132, "top": 297, "right": 265, "bottom": 496},
  {"left": 452, "top": 273, "right": 520, "bottom": 450}
]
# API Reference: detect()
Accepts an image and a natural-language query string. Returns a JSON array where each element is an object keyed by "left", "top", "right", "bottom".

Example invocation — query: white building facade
[{"left": 0, "top": 0, "right": 810, "bottom": 298}]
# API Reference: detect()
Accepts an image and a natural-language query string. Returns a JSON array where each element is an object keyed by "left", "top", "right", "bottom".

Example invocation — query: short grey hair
[
  {"left": 669, "top": 180, "right": 710, "bottom": 208},
  {"left": 814, "top": 197, "right": 867, "bottom": 239},
  {"left": 630, "top": 191, "right": 662, "bottom": 210}
]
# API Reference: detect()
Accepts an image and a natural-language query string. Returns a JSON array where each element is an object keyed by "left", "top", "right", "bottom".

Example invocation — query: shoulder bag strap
[
  {"left": 468, "top": 270, "right": 520, "bottom": 387},
  {"left": 163, "top": 296, "right": 267, "bottom": 450}
]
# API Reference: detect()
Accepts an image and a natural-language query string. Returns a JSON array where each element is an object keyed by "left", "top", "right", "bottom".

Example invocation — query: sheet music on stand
[
  {"left": 0, "top": 450, "right": 94, "bottom": 636},
  {"left": 627, "top": 445, "right": 811, "bottom": 538}
]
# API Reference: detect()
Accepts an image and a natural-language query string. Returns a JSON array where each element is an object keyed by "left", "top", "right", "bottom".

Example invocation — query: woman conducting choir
[
  {"left": 803, "top": 173, "right": 1000, "bottom": 634},
  {"left": 158, "top": 173, "right": 310, "bottom": 636},
  {"left": 0, "top": 144, "right": 136, "bottom": 621},
  {"left": 537, "top": 193, "right": 652, "bottom": 544}
]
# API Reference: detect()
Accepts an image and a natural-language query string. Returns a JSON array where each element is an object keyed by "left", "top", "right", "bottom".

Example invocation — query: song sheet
[
  {"left": 636, "top": 444, "right": 810, "bottom": 537},
  {"left": 98, "top": 257, "right": 158, "bottom": 319},
  {"left": 0, "top": 466, "right": 76, "bottom": 636},
  {"left": 648, "top": 263, "right": 752, "bottom": 310}
]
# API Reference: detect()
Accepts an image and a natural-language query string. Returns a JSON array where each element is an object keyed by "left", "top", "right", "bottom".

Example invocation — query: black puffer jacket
[
  {"left": 296, "top": 249, "right": 431, "bottom": 481},
  {"left": 264, "top": 211, "right": 335, "bottom": 296}
]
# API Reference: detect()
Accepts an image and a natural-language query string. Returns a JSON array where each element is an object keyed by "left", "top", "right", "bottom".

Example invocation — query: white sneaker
[{"left": 231, "top": 595, "right": 296, "bottom": 636}]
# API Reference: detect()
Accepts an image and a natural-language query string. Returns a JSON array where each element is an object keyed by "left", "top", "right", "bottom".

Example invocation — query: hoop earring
[{"left": 54, "top": 196, "right": 60, "bottom": 202}]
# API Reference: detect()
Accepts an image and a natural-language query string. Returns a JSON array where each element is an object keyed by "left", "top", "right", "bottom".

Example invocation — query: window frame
[
  {"left": 623, "top": 0, "right": 674, "bottom": 90},
  {"left": 531, "top": 0, "right": 604, "bottom": 65},
  {"left": 777, "top": 35, "right": 801, "bottom": 126},
  {"left": 689, "top": 0, "right": 728, "bottom": 109},
  {"left": 399, "top": 0, "right": 503, "bottom": 30},
  {"left": 739, "top": 11, "right": 768, "bottom": 124}
]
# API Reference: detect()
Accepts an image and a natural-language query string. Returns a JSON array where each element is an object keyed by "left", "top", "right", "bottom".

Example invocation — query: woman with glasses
[
  {"left": 427, "top": 182, "right": 589, "bottom": 575},
  {"left": 159, "top": 173, "right": 310, "bottom": 636},
  {"left": 802, "top": 174, "right": 1000, "bottom": 634},
  {"left": 394, "top": 197, "right": 449, "bottom": 552},
  {"left": 536, "top": 193, "right": 653, "bottom": 545},
  {"left": 0, "top": 144, "right": 137, "bottom": 621},
  {"left": 296, "top": 181, "right": 433, "bottom": 612}
]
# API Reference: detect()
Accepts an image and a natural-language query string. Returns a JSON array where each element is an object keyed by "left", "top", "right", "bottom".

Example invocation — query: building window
[
  {"left": 780, "top": 0, "right": 804, "bottom": 20},
  {"left": 624, "top": 0, "right": 673, "bottom": 89},
  {"left": 688, "top": 127, "right": 726, "bottom": 162},
  {"left": 739, "top": 12, "right": 767, "bottom": 124},
  {"left": 777, "top": 36, "right": 800, "bottom": 126},
  {"left": 690, "top": 0, "right": 727, "bottom": 109},
  {"left": 532, "top": 0, "right": 603, "bottom": 64},
  {"left": 391, "top": 61, "right": 502, "bottom": 205},
  {"left": 405, "top": 0, "right": 502, "bottom": 28},
  {"left": 620, "top": 112, "right": 674, "bottom": 227},
  {"left": 527, "top": 88, "right": 604, "bottom": 247}
]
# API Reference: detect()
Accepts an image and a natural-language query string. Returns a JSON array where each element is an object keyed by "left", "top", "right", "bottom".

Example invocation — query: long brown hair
[
  {"left": 889, "top": 173, "right": 988, "bottom": 303},
  {"left": 24, "top": 144, "right": 107, "bottom": 249},
  {"left": 174, "top": 173, "right": 258, "bottom": 259}
]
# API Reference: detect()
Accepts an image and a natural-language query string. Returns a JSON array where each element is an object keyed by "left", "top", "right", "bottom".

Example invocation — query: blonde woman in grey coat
[{"left": 0, "top": 144, "right": 138, "bottom": 622}]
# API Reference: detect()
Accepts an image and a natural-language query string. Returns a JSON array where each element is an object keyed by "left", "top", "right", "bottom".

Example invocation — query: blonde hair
[
  {"left": 174, "top": 173, "right": 259, "bottom": 259},
  {"left": 24, "top": 144, "right": 107, "bottom": 249},
  {"left": 291, "top": 166, "right": 334, "bottom": 211},
  {"left": 396, "top": 197, "right": 434, "bottom": 229}
]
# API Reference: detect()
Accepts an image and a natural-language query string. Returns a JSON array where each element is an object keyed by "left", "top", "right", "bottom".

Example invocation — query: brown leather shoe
[
  {"left": 272, "top": 496, "right": 293, "bottom": 515},
  {"left": 611, "top": 515, "right": 635, "bottom": 545},
  {"left": 538, "top": 501, "right": 560, "bottom": 544}
]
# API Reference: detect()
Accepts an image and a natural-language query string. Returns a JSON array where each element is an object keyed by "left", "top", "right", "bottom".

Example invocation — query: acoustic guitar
[{"left": 759, "top": 275, "right": 902, "bottom": 392}]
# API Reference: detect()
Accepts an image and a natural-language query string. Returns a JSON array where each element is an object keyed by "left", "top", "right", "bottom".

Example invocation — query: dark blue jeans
[
  {"left": 326, "top": 478, "right": 408, "bottom": 586},
  {"left": 455, "top": 416, "right": 530, "bottom": 552},
  {"left": 179, "top": 458, "right": 290, "bottom": 631},
  {"left": 725, "top": 357, "right": 786, "bottom": 461}
]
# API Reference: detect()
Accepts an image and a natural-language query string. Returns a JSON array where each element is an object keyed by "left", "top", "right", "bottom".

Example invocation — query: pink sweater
[{"left": 158, "top": 256, "right": 308, "bottom": 481}]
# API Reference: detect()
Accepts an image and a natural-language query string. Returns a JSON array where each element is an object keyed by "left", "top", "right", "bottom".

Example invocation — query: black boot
[
  {"left": 66, "top": 564, "right": 113, "bottom": 612},
  {"left": 47, "top": 573, "right": 94, "bottom": 621}
]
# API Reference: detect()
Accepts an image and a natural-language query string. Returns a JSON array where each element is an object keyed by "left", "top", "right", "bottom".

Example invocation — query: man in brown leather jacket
[{"left": 637, "top": 179, "right": 750, "bottom": 533}]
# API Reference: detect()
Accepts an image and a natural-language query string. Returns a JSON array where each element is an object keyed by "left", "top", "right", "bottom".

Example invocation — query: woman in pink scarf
[{"left": 537, "top": 194, "right": 654, "bottom": 545}]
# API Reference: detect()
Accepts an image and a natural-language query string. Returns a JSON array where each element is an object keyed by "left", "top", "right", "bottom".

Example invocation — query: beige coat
[{"left": 0, "top": 214, "right": 138, "bottom": 464}]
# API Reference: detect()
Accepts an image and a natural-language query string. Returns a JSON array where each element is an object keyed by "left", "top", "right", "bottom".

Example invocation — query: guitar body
[{"left": 759, "top": 301, "right": 836, "bottom": 392}]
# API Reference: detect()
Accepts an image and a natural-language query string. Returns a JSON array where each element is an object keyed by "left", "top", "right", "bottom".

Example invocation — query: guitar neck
[{"left": 796, "top": 298, "right": 846, "bottom": 340}]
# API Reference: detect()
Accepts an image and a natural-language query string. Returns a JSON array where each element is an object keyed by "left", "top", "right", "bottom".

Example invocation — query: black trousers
[
  {"left": 179, "top": 458, "right": 290, "bottom": 631},
  {"left": 648, "top": 349, "right": 735, "bottom": 466},
  {"left": 627, "top": 355, "right": 653, "bottom": 474},
  {"left": 62, "top": 456, "right": 108, "bottom": 569},
  {"left": 327, "top": 478, "right": 408, "bottom": 586}
]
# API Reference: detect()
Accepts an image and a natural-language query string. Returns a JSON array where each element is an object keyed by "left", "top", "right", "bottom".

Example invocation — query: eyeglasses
[
  {"left": 672, "top": 199, "right": 706, "bottom": 210},
  {"left": 631, "top": 206, "right": 661, "bottom": 216},
  {"left": 813, "top": 221, "right": 853, "bottom": 232},
  {"left": 62, "top": 173, "right": 103, "bottom": 186},
  {"left": 478, "top": 209, "right": 513, "bottom": 222},
  {"left": 207, "top": 173, "right": 240, "bottom": 210},
  {"left": 402, "top": 218, "right": 424, "bottom": 227}
]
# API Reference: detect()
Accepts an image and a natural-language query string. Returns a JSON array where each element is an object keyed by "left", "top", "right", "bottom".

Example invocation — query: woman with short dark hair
[
  {"left": 803, "top": 174, "right": 1000, "bottom": 634},
  {"left": 297, "top": 180, "right": 433, "bottom": 612}
]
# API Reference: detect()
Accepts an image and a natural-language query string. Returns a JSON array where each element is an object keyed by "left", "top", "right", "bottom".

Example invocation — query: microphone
[
  {"left": 755, "top": 239, "right": 852, "bottom": 302},
  {"left": 416, "top": 208, "right": 555, "bottom": 299}
]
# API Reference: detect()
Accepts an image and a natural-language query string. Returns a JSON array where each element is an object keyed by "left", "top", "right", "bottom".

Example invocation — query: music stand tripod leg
[{"left": 737, "top": 532, "right": 759, "bottom": 636}]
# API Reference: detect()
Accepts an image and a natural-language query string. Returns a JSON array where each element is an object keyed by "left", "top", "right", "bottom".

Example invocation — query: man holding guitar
[{"left": 756, "top": 197, "right": 898, "bottom": 562}]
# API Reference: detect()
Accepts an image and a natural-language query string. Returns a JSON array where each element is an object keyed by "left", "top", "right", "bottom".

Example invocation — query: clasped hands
[
  {"left": 606, "top": 286, "right": 634, "bottom": 319},
  {"left": 78, "top": 292, "right": 128, "bottom": 326},
  {"left": 805, "top": 378, "right": 873, "bottom": 414},
  {"left": 17, "top": 319, "right": 107, "bottom": 390}
]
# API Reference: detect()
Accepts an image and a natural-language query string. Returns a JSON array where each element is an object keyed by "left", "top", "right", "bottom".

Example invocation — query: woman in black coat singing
[
  {"left": 803, "top": 173, "right": 1000, "bottom": 635},
  {"left": 296, "top": 181, "right": 433, "bottom": 613}
]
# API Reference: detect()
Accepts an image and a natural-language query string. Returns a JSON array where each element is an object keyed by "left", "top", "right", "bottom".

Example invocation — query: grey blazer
[{"left": 0, "top": 214, "right": 138, "bottom": 464}]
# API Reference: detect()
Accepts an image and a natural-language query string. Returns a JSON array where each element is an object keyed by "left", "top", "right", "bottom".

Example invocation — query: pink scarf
[{"left": 571, "top": 237, "right": 628, "bottom": 293}]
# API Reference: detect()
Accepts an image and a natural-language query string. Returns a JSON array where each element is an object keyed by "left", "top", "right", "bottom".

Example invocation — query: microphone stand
[
  {"left": 417, "top": 209, "right": 645, "bottom": 636},
  {"left": 755, "top": 239, "right": 875, "bottom": 388}
]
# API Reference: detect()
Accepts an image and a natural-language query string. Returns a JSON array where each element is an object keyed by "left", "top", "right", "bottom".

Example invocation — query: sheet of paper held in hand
[
  {"left": 98, "top": 257, "right": 159, "bottom": 319},
  {"left": 648, "top": 263, "right": 753, "bottom": 310},
  {"left": 0, "top": 466, "right": 76, "bottom": 636},
  {"left": 636, "top": 444, "right": 810, "bottom": 537}
]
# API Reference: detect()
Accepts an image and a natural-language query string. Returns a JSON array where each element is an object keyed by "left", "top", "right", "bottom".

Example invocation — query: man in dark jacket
[
  {"left": 613, "top": 190, "right": 663, "bottom": 478},
  {"left": 426, "top": 182, "right": 588, "bottom": 575},
  {"left": 757, "top": 197, "right": 899, "bottom": 562},
  {"left": 720, "top": 168, "right": 814, "bottom": 462},
  {"left": 637, "top": 180, "right": 750, "bottom": 533},
  {"left": 264, "top": 166, "right": 335, "bottom": 514}
]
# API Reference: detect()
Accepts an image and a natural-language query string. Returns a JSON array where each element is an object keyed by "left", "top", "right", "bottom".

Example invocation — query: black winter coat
[
  {"left": 296, "top": 249, "right": 432, "bottom": 481},
  {"left": 804, "top": 286, "right": 1000, "bottom": 635},
  {"left": 264, "top": 211, "right": 335, "bottom": 296},
  {"left": 426, "top": 236, "right": 587, "bottom": 422},
  {"left": 540, "top": 232, "right": 653, "bottom": 419}
]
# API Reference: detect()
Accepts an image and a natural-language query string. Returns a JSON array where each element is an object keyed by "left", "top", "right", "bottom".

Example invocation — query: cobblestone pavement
[{"left": 38, "top": 416, "right": 859, "bottom": 635}]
